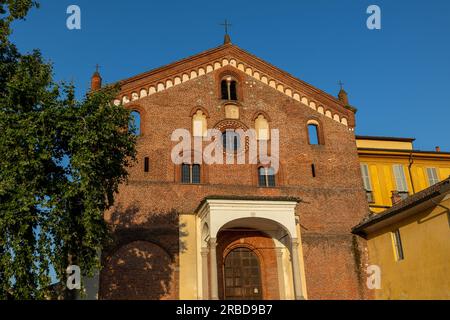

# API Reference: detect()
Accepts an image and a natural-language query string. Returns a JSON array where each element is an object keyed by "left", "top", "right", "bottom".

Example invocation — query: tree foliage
[{"left": 0, "top": 1, "right": 137, "bottom": 299}]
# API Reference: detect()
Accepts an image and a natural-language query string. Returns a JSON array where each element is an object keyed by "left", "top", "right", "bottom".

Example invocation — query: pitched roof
[
  {"left": 352, "top": 177, "right": 450, "bottom": 238},
  {"left": 113, "top": 43, "right": 355, "bottom": 128}
]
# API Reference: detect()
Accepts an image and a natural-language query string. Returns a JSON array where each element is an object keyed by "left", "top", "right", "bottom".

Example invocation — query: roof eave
[{"left": 352, "top": 179, "right": 450, "bottom": 237}]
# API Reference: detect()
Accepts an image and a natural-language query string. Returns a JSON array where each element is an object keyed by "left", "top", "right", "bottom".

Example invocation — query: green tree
[{"left": 0, "top": 1, "right": 137, "bottom": 299}]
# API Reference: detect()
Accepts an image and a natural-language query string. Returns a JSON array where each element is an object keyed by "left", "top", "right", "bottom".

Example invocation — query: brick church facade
[{"left": 96, "top": 36, "right": 372, "bottom": 300}]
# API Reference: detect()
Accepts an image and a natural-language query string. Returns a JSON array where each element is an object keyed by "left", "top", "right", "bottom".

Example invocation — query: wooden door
[{"left": 223, "top": 248, "right": 262, "bottom": 300}]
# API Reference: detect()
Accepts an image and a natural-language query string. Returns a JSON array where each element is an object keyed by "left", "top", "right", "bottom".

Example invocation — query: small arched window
[
  {"left": 258, "top": 167, "right": 276, "bottom": 187},
  {"left": 307, "top": 120, "right": 322, "bottom": 145},
  {"left": 221, "top": 77, "right": 238, "bottom": 100},
  {"left": 192, "top": 110, "right": 207, "bottom": 137},
  {"left": 222, "top": 130, "right": 240, "bottom": 152},
  {"left": 308, "top": 124, "right": 319, "bottom": 144},
  {"left": 181, "top": 163, "right": 201, "bottom": 184},
  {"left": 129, "top": 110, "right": 141, "bottom": 135},
  {"left": 255, "top": 114, "right": 269, "bottom": 140}
]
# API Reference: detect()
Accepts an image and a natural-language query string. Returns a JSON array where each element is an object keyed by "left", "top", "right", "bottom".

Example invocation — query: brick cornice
[{"left": 114, "top": 43, "right": 355, "bottom": 129}]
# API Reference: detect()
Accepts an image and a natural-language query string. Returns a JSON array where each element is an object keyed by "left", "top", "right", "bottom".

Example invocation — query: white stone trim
[
  {"left": 196, "top": 198, "right": 306, "bottom": 300},
  {"left": 197, "top": 199, "right": 298, "bottom": 240}
]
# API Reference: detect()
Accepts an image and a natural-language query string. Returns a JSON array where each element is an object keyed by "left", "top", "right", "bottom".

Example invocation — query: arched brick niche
[
  {"left": 99, "top": 240, "right": 177, "bottom": 300},
  {"left": 99, "top": 209, "right": 180, "bottom": 300}
]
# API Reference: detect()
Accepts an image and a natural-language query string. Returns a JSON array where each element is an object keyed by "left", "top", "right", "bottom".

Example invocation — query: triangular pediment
[{"left": 115, "top": 44, "right": 354, "bottom": 129}]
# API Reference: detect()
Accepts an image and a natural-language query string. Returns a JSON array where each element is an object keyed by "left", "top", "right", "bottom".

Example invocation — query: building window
[
  {"left": 392, "top": 229, "right": 404, "bottom": 261},
  {"left": 144, "top": 157, "right": 149, "bottom": 172},
  {"left": 255, "top": 114, "right": 269, "bottom": 140},
  {"left": 361, "top": 164, "right": 374, "bottom": 203},
  {"left": 192, "top": 110, "right": 207, "bottom": 137},
  {"left": 426, "top": 167, "right": 440, "bottom": 186},
  {"left": 221, "top": 78, "right": 238, "bottom": 100},
  {"left": 393, "top": 164, "right": 408, "bottom": 199},
  {"left": 258, "top": 167, "right": 276, "bottom": 187},
  {"left": 311, "top": 164, "right": 316, "bottom": 178},
  {"left": 129, "top": 110, "right": 141, "bottom": 135},
  {"left": 192, "top": 164, "right": 201, "bottom": 184},
  {"left": 182, "top": 164, "right": 190, "bottom": 183},
  {"left": 222, "top": 130, "right": 240, "bottom": 152},
  {"left": 307, "top": 124, "right": 319, "bottom": 145},
  {"left": 181, "top": 163, "right": 200, "bottom": 184},
  {"left": 307, "top": 120, "right": 323, "bottom": 145}
]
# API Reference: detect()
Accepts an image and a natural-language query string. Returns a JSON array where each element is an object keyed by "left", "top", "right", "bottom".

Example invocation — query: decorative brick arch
[
  {"left": 251, "top": 110, "right": 272, "bottom": 122},
  {"left": 213, "top": 119, "right": 250, "bottom": 155},
  {"left": 213, "top": 119, "right": 248, "bottom": 132}
]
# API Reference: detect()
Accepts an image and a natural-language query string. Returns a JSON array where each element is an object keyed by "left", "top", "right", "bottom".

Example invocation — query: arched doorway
[
  {"left": 197, "top": 199, "right": 306, "bottom": 300},
  {"left": 223, "top": 247, "right": 262, "bottom": 300}
]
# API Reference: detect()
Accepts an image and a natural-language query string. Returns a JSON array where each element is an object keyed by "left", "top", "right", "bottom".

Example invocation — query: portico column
[
  {"left": 275, "top": 248, "right": 286, "bottom": 300},
  {"left": 209, "top": 238, "right": 219, "bottom": 300},
  {"left": 201, "top": 247, "right": 209, "bottom": 300},
  {"left": 291, "top": 238, "right": 305, "bottom": 300}
]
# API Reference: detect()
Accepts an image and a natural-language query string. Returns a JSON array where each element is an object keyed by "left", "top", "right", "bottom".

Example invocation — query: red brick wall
[
  {"left": 100, "top": 240, "right": 177, "bottom": 300},
  {"left": 301, "top": 234, "right": 368, "bottom": 300},
  {"left": 102, "top": 67, "right": 371, "bottom": 300}
]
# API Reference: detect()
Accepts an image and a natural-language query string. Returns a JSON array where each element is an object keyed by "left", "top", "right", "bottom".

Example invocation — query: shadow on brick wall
[{"left": 99, "top": 203, "right": 187, "bottom": 300}]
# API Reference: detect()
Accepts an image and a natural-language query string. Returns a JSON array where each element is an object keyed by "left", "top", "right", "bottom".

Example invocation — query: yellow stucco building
[
  {"left": 354, "top": 136, "right": 450, "bottom": 299},
  {"left": 357, "top": 136, "right": 450, "bottom": 213}
]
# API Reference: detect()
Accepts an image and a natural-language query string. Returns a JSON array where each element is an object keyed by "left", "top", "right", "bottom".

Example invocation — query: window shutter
[
  {"left": 393, "top": 165, "right": 408, "bottom": 192},
  {"left": 360, "top": 164, "right": 372, "bottom": 191},
  {"left": 426, "top": 168, "right": 439, "bottom": 186}
]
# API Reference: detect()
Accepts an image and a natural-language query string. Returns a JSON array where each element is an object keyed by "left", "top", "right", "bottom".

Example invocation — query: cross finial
[
  {"left": 220, "top": 19, "right": 232, "bottom": 44},
  {"left": 95, "top": 64, "right": 100, "bottom": 73},
  {"left": 220, "top": 19, "right": 232, "bottom": 35},
  {"left": 338, "top": 80, "right": 345, "bottom": 90}
]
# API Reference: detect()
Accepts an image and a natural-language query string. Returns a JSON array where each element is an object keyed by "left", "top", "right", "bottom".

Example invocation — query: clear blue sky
[{"left": 10, "top": 0, "right": 450, "bottom": 151}]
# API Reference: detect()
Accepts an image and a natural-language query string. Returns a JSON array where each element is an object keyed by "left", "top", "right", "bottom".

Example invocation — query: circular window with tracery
[{"left": 214, "top": 119, "right": 250, "bottom": 155}]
